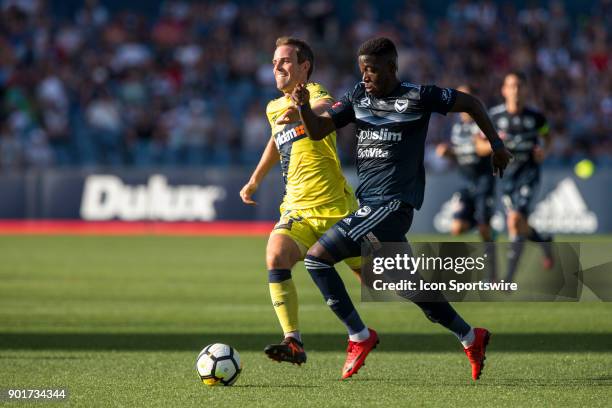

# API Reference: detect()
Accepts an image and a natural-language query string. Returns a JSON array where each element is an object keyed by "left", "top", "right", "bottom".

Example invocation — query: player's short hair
[
  {"left": 358, "top": 37, "right": 398, "bottom": 65},
  {"left": 275, "top": 36, "right": 314, "bottom": 79},
  {"left": 504, "top": 70, "right": 527, "bottom": 83}
]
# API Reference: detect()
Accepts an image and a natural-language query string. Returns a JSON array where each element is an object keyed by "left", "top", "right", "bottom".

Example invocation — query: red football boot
[
  {"left": 464, "top": 328, "right": 491, "bottom": 380},
  {"left": 341, "top": 328, "right": 379, "bottom": 379}
]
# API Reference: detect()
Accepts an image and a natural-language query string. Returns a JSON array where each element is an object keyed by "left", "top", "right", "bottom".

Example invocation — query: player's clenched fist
[
  {"left": 291, "top": 83, "right": 310, "bottom": 107},
  {"left": 491, "top": 147, "right": 513, "bottom": 178}
]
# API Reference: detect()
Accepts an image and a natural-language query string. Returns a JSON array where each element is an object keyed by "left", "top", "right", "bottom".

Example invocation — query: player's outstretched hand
[
  {"left": 239, "top": 182, "right": 258, "bottom": 205},
  {"left": 492, "top": 148, "right": 513, "bottom": 178},
  {"left": 291, "top": 83, "right": 310, "bottom": 107},
  {"left": 276, "top": 106, "right": 299, "bottom": 125}
]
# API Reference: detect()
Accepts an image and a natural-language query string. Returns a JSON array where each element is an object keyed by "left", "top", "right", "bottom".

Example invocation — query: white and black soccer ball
[{"left": 196, "top": 343, "right": 242, "bottom": 386}]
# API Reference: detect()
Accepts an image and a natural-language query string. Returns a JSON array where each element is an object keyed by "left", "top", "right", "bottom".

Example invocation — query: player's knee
[
  {"left": 450, "top": 220, "right": 466, "bottom": 236},
  {"left": 507, "top": 212, "right": 525, "bottom": 233},
  {"left": 477, "top": 224, "right": 493, "bottom": 241},
  {"left": 306, "top": 242, "right": 335, "bottom": 265},
  {"left": 266, "top": 249, "right": 293, "bottom": 270}
]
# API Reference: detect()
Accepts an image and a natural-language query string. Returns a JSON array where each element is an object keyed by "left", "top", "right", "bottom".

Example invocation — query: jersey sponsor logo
[
  {"left": 274, "top": 124, "right": 306, "bottom": 147},
  {"left": 358, "top": 147, "right": 389, "bottom": 159},
  {"left": 355, "top": 206, "right": 372, "bottom": 217},
  {"left": 80, "top": 175, "right": 225, "bottom": 221},
  {"left": 357, "top": 128, "right": 402, "bottom": 143},
  {"left": 529, "top": 178, "right": 598, "bottom": 233},
  {"left": 394, "top": 99, "right": 409, "bottom": 113},
  {"left": 326, "top": 297, "right": 339, "bottom": 306},
  {"left": 342, "top": 217, "right": 353, "bottom": 226},
  {"left": 358, "top": 96, "right": 371, "bottom": 107},
  {"left": 441, "top": 88, "right": 452, "bottom": 104}
]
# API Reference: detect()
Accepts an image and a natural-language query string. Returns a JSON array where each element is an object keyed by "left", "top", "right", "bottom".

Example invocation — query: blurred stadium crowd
[{"left": 0, "top": 0, "right": 610, "bottom": 169}]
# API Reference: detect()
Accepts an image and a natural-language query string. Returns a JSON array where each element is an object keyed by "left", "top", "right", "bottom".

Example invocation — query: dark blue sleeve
[
  {"left": 420, "top": 85, "right": 457, "bottom": 115},
  {"left": 327, "top": 91, "right": 355, "bottom": 129}
]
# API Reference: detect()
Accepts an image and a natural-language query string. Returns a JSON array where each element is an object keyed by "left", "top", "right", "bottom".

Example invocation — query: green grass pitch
[{"left": 1, "top": 235, "right": 611, "bottom": 407}]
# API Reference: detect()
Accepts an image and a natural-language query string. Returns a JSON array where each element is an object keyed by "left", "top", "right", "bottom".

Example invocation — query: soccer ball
[{"left": 196, "top": 343, "right": 242, "bottom": 386}]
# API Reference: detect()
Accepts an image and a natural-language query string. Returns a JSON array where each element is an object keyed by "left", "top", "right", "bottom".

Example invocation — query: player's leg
[
  {"left": 266, "top": 233, "right": 303, "bottom": 340},
  {"left": 263, "top": 212, "right": 315, "bottom": 365},
  {"left": 450, "top": 190, "right": 475, "bottom": 236},
  {"left": 451, "top": 220, "right": 472, "bottom": 236},
  {"left": 505, "top": 209, "right": 528, "bottom": 282},
  {"left": 502, "top": 171, "right": 527, "bottom": 282},
  {"left": 305, "top": 240, "right": 370, "bottom": 342},
  {"left": 505, "top": 168, "right": 545, "bottom": 281},
  {"left": 475, "top": 177, "right": 498, "bottom": 281},
  {"left": 527, "top": 226, "right": 554, "bottom": 269},
  {"left": 305, "top": 204, "right": 402, "bottom": 378},
  {"left": 306, "top": 240, "right": 379, "bottom": 379},
  {"left": 358, "top": 201, "right": 490, "bottom": 380},
  {"left": 518, "top": 180, "right": 553, "bottom": 268},
  {"left": 345, "top": 257, "right": 362, "bottom": 282},
  {"left": 516, "top": 168, "right": 553, "bottom": 266}
]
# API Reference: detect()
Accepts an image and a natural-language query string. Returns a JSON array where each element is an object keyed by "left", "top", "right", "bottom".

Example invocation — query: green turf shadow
[{"left": 1, "top": 332, "right": 611, "bottom": 353}]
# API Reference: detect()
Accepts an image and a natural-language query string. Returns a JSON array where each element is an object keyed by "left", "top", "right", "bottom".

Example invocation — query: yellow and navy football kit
[
  {"left": 266, "top": 82, "right": 359, "bottom": 268},
  {"left": 265, "top": 82, "right": 360, "bottom": 334}
]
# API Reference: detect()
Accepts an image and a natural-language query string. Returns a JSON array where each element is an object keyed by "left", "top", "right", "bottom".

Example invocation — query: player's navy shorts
[
  {"left": 452, "top": 175, "right": 495, "bottom": 226},
  {"left": 502, "top": 165, "right": 540, "bottom": 216},
  {"left": 318, "top": 199, "right": 414, "bottom": 262}
]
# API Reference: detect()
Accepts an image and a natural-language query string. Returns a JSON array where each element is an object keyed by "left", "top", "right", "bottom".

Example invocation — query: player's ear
[{"left": 301, "top": 60, "right": 311, "bottom": 78}]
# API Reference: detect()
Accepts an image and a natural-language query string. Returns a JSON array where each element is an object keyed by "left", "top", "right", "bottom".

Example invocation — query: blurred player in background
[
  {"left": 293, "top": 37, "right": 512, "bottom": 380},
  {"left": 436, "top": 84, "right": 498, "bottom": 281},
  {"left": 489, "top": 72, "right": 554, "bottom": 282},
  {"left": 239, "top": 37, "right": 361, "bottom": 366}
]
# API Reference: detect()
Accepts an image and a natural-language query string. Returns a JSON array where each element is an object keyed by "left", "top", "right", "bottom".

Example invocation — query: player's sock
[
  {"left": 349, "top": 327, "right": 371, "bottom": 342},
  {"left": 304, "top": 255, "right": 368, "bottom": 339},
  {"left": 414, "top": 301, "right": 472, "bottom": 345},
  {"left": 506, "top": 236, "right": 525, "bottom": 282},
  {"left": 268, "top": 269, "right": 300, "bottom": 335},
  {"left": 285, "top": 331, "right": 302, "bottom": 343},
  {"left": 527, "top": 227, "right": 553, "bottom": 259},
  {"left": 459, "top": 327, "right": 476, "bottom": 348}
]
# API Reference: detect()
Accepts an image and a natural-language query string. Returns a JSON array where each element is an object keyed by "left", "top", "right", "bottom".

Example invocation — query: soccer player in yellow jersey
[{"left": 240, "top": 37, "right": 360, "bottom": 365}]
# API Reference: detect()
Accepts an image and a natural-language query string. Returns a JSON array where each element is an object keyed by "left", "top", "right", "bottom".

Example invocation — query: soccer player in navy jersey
[
  {"left": 488, "top": 71, "right": 554, "bottom": 281},
  {"left": 292, "top": 37, "right": 512, "bottom": 380}
]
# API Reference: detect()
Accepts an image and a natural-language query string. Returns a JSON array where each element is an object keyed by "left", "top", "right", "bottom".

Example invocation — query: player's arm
[
  {"left": 289, "top": 83, "right": 336, "bottom": 140},
  {"left": 274, "top": 99, "right": 334, "bottom": 125},
  {"left": 240, "top": 137, "right": 279, "bottom": 205},
  {"left": 450, "top": 91, "right": 513, "bottom": 176}
]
